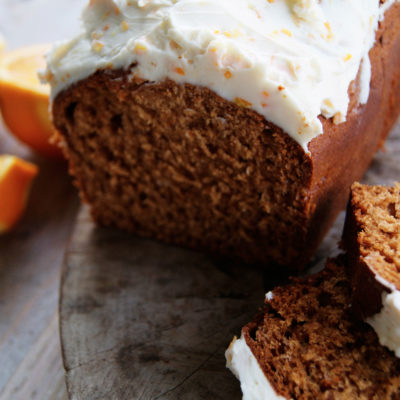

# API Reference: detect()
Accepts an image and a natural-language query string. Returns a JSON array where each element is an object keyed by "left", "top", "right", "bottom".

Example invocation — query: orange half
[
  {"left": 0, "top": 44, "right": 62, "bottom": 158},
  {"left": 0, "top": 155, "right": 38, "bottom": 233}
]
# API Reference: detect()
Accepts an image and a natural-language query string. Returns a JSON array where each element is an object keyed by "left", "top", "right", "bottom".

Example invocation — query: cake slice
[
  {"left": 226, "top": 259, "right": 400, "bottom": 400},
  {"left": 43, "top": 0, "right": 400, "bottom": 270},
  {"left": 342, "top": 182, "right": 400, "bottom": 356}
]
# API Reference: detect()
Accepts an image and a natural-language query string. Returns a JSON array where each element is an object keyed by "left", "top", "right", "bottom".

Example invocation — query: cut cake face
[
  {"left": 343, "top": 182, "right": 400, "bottom": 294},
  {"left": 226, "top": 259, "right": 400, "bottom": 400},
  {"left": 342, "top": 182, "right": 400, "bottom": 356}
]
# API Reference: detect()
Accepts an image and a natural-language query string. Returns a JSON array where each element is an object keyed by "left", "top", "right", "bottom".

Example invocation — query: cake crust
[{"left": 52, "top": 3, "right": 400, "bottom": 269}]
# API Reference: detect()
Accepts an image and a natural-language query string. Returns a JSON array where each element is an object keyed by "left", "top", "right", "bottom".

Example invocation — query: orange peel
[
  {"left": 0, "top": 44, "right": 62, "bottom": 158},
  {"left": 0, "top": 155, "right": 38, "bottom": 233}
]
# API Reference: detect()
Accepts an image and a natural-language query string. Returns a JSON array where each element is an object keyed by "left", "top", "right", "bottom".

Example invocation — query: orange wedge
[
  {"left": 0, "top": 44, "right": 62, "bottom": 158},
  {"left": 0, "top": 155, "right": 38, "bottom": 233}
]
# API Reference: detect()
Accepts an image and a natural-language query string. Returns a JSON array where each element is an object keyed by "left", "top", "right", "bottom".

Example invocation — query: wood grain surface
[
  {"left": 61, "top": 122, "right": 400, "bottom": 400},
  {"left": 61, "top": 209, "right": 264, "bottom": 400}
]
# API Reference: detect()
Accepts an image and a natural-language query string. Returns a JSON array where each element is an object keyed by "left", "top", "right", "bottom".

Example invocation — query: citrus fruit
[
  {"left": 0, "top": 155, "right": 38, "bottom": 233},
  {"left": 0, "top": 44, "right": 62, "bottom": 158}
]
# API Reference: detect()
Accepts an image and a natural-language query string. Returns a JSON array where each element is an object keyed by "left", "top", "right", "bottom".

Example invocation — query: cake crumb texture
[
  {"left": 349, "top": 182, "right": 400, "bottom": 287},
  {"left": 342, "top": 182, "right": 400, "bottom": 319},
  {"left": 244, "top": 259, "right": 400, "bottom": 400},
  {"left": 54, "top": 75, "right": 313, "bottom": 267}
]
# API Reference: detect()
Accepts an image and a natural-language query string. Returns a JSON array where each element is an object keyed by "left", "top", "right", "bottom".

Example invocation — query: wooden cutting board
[{"left": 60, "top": 123, "right": 400, "bottom": 400}]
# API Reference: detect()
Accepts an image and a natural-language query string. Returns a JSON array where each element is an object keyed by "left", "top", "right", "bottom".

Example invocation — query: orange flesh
[
  {"left": 0, "top": 45, "right": 62, "bottom": 158},
  {"left": 0, "top": 155, "right": 38, "bottom": 232}
]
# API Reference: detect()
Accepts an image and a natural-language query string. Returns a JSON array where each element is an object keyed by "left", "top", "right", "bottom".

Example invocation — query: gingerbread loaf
[
  {"left": 226, "top": 259, "right": 400, "bottom": 400},
  {"left": 44, "top": 0, "right": 400, "bottom": 269},
  {"left": 342, "top": 182, "right": 400, "bottom": 356}
]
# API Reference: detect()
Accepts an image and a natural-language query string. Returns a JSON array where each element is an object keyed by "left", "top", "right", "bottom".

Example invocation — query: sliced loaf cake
[
  {"left": 342, "top": 182, "right": 400, "bottom": 355},
  {"left": 226, "top": 259, "right": 400, "bottom": 399}
]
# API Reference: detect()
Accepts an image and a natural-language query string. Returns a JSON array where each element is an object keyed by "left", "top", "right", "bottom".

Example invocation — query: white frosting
[
  {"left": 44, "top": 0, "right": 398, "bottom": 151},
  {"left": 225, "top": 335, "right": 288, "bottom": 400},
  {"left": 364, "top": 273, "right": 400, "bottom": 358},
  {"left": 367, "top": 290, "right": 400, "bottom": 358},
  {"left": 265, "top": 291, "right": 274, "bottom": 302}
]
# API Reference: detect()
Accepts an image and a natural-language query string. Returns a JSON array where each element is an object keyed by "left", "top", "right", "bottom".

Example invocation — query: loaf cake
[
  {"left": 226, "top": 258, "right": 400, "bottom": 400},
  {"left": 43, "top": 0, "right": 400, "bottom": 269},
  {"left": 342, "top": 182, "right": 400, "bottom": 356}
]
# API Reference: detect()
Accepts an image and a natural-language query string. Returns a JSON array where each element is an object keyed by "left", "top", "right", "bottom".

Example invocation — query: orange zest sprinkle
[
  {"left": 261, "top": 103, "right": 268, "bottom": 108},
  {"left": 325, "top": 22, "right": 333, "bottom": 40},
  {"left": 343, "top": 53, "right": 352, "bottom": 62},
  {"left": 103, "top": 24, "right": 110, "bottom": 31},
  {"left": 175, "top": 67, "right": 185, "bottom": 76},
  {"left": 234, "top": 97, "right": 253, "bottom": 108},
  {"left": 121, "top": 21, "right": 129, "bottom": 32},
  {"left": 92, "top": 41, "right": 104, "bottom": 53},
  {"left": 170, "top": 40, "right": 182, "bottom": 50},
  {"left": 91, "top": 31, "right": 103, "bottom": 40},
  {"left": 262, "top": 90, "right": 269, "bottom": 97},
  {"left": 224, "top": 70, "right": 232, "bottom": 79},
  {"left": 134, "top": 43, "right": 147, "bottom": 54},
  {"left": 224, "top": 29, "right": 241, "bottom": 38},
  {"left": 114, "top": 6, "right": 121, "bottom": 15},
  {"left": 281, "top": 29, "right": 292, "bottom": 37},
  {"left": 278, "top": 85, "right": 285, "bottom": 91}
]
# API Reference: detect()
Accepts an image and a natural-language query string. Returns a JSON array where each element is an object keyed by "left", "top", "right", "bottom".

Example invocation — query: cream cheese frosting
[
  {"left": 366, "top": 274, "right": 400, "bottom": 358},
  {"left": 226, "top": 335, "right": 288, "bottom": 400},
  {"left": 367, "top": 290, "right": 400, "bottom": 358},
  {"left": 44, "top": 0, "right": 398, "bottom": 151}
]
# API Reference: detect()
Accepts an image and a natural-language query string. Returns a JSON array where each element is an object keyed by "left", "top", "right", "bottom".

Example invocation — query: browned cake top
[
  {"left": 351, "top": 182, "right": 400, "bottom": 289},
  {"left": 244, "top": 259, "right": 400, "bottom": 400}
]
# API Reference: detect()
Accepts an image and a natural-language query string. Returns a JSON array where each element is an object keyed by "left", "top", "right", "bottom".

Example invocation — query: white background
[{"left": 0, "top": 0, "right": 87, "bottom": 49}]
